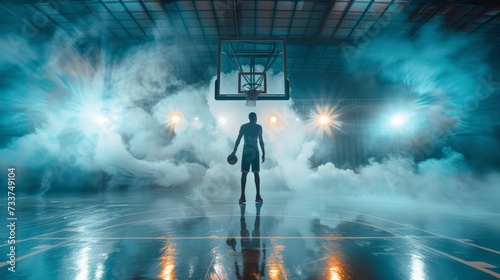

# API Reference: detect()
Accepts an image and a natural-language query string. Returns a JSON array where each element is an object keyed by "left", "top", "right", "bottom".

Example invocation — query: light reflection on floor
[{"left": 1, "top": 189, "right": 499, "bottom": 280}]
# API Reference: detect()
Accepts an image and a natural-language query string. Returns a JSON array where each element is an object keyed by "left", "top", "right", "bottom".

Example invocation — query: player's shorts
[{"left": 241, "top": 147, "right": 259, "bottom": 173}]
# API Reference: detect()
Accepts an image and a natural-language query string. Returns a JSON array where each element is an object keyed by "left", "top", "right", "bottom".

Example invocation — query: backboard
[{"left": 215, "top": 38, "right": 290, "bottom": 103}]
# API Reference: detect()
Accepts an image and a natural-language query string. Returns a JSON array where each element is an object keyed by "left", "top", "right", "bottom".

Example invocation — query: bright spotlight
[
  {"left": 318, "top": 115, "right": 330, "bottom": 125},
  {"left": 219, "top": 117, "right": 226, "bottom": 124},
  {"left": 170, "top": 114, "right": 181, "bottom": 125},
  {"left": 390, "top": 113, "right": 407, "bottom": 127},
  {"left": 270, "top": 115, "right": 278, "bottom": 124},
  {"left": 309, "top": 106, "right": 342, "bottom": 136},
  {"left": 93, "top": 114, "right": 108, "bottom": 125}
]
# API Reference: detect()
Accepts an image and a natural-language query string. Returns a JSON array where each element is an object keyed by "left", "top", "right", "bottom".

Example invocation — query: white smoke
[{"left": 0, "top": 23, "right": 498, "bottom": 206}]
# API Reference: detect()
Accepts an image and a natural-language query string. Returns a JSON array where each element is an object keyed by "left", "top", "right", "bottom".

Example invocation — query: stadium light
[
  {"left": 93, "top": 114, "right": 108, "bottom": 125},
  {"left": 318, "top": 115, "right": 330, "bottom": 125},
  {"left": 170, "top": 114, "right": 181, "bottom": 125},
  {"left": 390, "top": 113, "right": 408, "bottom": 128}
]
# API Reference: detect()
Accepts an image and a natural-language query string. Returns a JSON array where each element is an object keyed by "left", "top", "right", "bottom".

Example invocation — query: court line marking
[
  {"left": 278, "top": 205, "right": 500, "bottom": 255},
  {"left": 0, "top": 204, "right": 242, "bottom": 248},
  {"left": 0, "top": 199, "right": 435, "bottom": 245},
  {"left": 3, "top": 214, "right": 396, "bottom": 245},
  {"left": 27, "top": 236, "right": 442, "bottom": 240},
  {"left": 267, "top": 204, "right": 500, "bottom": 279},
  {"left": 1, "top": 204, "right": 248, "bottom": 268},
  {"left": 1, "top": 210, "right": 479, "bottom": 270},
  {"left": 0, "top": 228, "right": 77, "bottom": 248},
  {"left": 5, "top": 201, "right": 500, "bottom": 279},
  {"left": 0, "top": 240, "right": 72, "bottom": 268},
  {"left": 0, "top": 214, "right": 399, "bottom": 266},
  {"left": 321, "top": 207, "right": 500, "bottom": 279},
  {"left": 333, "top": 208, "right": 500, "bottom": 255},
  {"left": 83, "top": 214, "right": 395, "bottom": 235},
  {"left": 421, "top": 245, "right": 500, "bottom": 279}
]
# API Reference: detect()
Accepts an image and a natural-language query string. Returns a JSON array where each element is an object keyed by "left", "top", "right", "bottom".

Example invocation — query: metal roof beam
[{"left": 315, "top": 0, "right": 336, "bottom": 37}]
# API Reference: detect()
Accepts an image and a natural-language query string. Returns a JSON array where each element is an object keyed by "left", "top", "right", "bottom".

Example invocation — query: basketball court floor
[{"left": 2, "top": 188, "right": 499, "bottom": 280}]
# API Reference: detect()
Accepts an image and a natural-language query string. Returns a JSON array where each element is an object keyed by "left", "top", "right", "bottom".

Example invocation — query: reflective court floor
[{"left": 1, "top": 189, "right": 500, "bottom": 280}]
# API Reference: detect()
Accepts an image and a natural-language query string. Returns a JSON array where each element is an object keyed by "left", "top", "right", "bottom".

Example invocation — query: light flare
[
  {"left": 170, "top": 114, "right": 181, "bottom": 125},
  {"left": 319, "top": 115, "right": 330, "bottom": 125},
  {"left": 390, "top": 113, "right": 408, "bottom": 127},
  {"left": 308, "top": 105, "right": 342, "bottom": 136}
]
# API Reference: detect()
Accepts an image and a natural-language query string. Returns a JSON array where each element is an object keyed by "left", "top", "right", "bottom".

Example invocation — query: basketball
[
  {"left": 227, "top": 154, "right": 238, "bottom": 165},
  {"left": 226, "top": 237, "right": 236, "bottom": 247}
]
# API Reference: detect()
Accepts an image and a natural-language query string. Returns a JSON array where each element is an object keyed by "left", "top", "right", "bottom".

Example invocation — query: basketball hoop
[
  {"left": 243, "top": 90, "right": 259, "bottom": 107},
  {"left": 215, "top": 38, "right": 290, "bottom": 102},
  {"left": 242, "top": 83, "right": 263, "bottom": 107}
]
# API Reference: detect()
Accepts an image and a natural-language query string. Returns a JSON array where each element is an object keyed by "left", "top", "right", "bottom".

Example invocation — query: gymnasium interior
[{"left": 1, "top": 0, "right": 500, "bottom": 279}]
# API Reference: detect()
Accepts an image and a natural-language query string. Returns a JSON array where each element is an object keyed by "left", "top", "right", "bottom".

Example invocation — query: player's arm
[
  {"left": 232, "top": 127, "right": 243, "bottom": 154},
  {"left": 259, "top": 126, "right": 265, "bottom": 162}
]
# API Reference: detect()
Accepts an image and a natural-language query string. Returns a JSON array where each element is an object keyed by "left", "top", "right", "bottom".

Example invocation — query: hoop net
[
  {"left": 242, "top": 83, "right": 262, "bottom": 107},
  {"left": 243, "top": 90, "right": 259, "bottom": 107}
]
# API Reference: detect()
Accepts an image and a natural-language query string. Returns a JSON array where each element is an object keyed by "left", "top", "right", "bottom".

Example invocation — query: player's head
[{"left": 248, "top": 112, "right": 257, "bottom": 123}]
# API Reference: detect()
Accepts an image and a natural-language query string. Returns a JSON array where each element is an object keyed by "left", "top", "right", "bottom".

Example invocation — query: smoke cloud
[
  {"left": 346, "top": 22, "right": 498, "bottom": 164},
  {"left": 0, "top": 21, "right": 498, "bottom": 205}
]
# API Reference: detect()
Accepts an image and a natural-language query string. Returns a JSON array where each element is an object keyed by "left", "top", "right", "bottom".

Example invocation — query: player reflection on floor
[{"left": 226, "top": 203, "right": 266, "bottom": 279}]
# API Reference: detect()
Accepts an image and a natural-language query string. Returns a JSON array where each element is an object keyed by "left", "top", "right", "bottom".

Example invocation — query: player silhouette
[{"left": 230, "top": 112, "right": 265, "bottom": 204}]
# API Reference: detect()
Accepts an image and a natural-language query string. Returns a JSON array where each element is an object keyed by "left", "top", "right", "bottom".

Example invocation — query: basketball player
[{"left": 230, "top": 112, "right": 265, "bottom": 204}]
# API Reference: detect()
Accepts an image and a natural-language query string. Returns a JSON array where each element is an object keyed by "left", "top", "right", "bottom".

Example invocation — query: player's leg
[
  {"left": 252, "top": 152, "right": 263, "bottom": 203},
  {"left": 240, "top": 152, "right": 251, "bottom": 203},
  {"left": 254, "top": 173, "right": 260, "bottom": 195}
]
